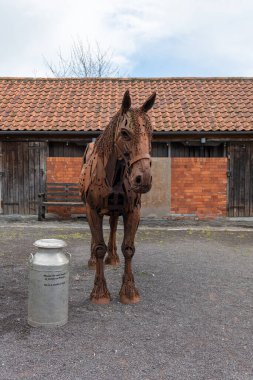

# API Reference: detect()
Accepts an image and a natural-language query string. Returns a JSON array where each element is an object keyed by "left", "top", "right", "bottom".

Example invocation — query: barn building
[{"left": 0, "top": 77, "right": 253, "bottom": 219}]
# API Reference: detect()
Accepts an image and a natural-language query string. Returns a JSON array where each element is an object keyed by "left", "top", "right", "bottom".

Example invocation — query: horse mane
[
  {"left": 94, "top": 111, "right": 120, "bottom": 157},
  {"left": 95, "top": 108, "right": 153, "bottom": 158}
]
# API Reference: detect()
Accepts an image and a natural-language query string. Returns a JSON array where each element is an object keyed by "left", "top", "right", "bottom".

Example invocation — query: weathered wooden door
[
  {"left": 2, "top": 142, "right": 47, "bottom": 214},
  {"left": 228, "top": 142, "right": 253, "bottom": 217}
]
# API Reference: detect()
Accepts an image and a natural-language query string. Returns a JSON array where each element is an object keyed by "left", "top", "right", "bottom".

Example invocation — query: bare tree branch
[{"left": 44, "top": 39, "right": 120, "bottom": 78}]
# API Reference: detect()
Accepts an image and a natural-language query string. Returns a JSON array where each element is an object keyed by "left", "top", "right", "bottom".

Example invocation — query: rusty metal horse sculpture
[{"left": 79, "top": 90, "right": 156, "bottom": 304}]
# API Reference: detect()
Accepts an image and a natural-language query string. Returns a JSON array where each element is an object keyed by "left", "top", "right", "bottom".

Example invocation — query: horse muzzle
[
  {"left": 129, "top": 157, "right": 152, "bottom": 194},
  {"left": 131, "top": 179, "right": 152, "bottom": 194}
]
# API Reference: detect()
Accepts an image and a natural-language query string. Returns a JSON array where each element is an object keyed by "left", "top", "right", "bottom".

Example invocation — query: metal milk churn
[{"left": 28, "top": 239, "right": 70, "bottom": 327}]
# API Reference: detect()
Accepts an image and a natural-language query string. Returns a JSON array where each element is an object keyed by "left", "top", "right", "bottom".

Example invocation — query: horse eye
[{"left": 121, "top": 130, "right": 131, "bottom": 141}]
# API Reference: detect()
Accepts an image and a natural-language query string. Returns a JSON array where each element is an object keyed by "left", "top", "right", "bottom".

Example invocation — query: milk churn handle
[
  {"left": 65, "top": 252, "right": 71, "bottom": 261},
  {"left": 29, "top": 253, "right": 34, "bottom": 264}
]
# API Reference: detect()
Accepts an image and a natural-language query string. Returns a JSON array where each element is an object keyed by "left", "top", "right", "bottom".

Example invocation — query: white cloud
[{"left": 0, "top": 0, "right": 253, "bottom": 76}]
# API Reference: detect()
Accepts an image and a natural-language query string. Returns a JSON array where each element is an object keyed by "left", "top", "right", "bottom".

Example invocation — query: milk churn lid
[{"left": 33, "top": 239, "right": 67, "bottom": 249}]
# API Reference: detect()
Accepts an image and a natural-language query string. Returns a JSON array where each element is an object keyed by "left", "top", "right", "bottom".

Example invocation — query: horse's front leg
[
  {"left": 88, "top": 237, "right": 96, "bottom": 269},
  {"left": 105, "top": 215, "right": 120, "bottom": 266},
  {"left": 120, "top": 207, "right": 141, "bottom": 304},
  {"left": 86, "top": 205, "right": 111, "bottom": 304}
]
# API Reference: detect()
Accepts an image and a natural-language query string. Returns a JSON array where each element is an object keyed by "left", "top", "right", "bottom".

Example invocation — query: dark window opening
[
  {"left": 49, "top": 142, "right": 87, "bottom": 157},
  {"left": 151, "top": 142, "right": 169, "bottom": 157},
  {"left": 171, "top": 142, "right": 225, "bottom": 157}
]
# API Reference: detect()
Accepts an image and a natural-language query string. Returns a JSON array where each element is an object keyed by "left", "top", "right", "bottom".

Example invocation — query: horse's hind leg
[
  {"left": 105, "top": 215, "right": 120, "bottom": 266},
  {"left": 86, "top": 205, "right": 111, "bottom": 304},
  {"left": 120, "top": 207, "right": 140, "bottom": 304}
]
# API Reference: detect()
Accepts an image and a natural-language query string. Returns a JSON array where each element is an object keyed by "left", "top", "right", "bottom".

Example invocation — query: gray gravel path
[{"left": 0, "top": 223, "right": 253, "bottom": 380}]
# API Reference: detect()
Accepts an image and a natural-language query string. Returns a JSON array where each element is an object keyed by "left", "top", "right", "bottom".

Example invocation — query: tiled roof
[{"left": 1, "top": 77, "right": 253, "bottom": 133}]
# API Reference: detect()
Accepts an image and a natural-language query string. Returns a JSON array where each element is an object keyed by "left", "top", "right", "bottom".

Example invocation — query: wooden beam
[{"left": 0, "top": 142, "right": 2, "bottom": 214}]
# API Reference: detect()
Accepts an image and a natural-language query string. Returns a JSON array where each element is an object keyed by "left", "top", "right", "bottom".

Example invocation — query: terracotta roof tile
[{"left": 1, "top": 77, "right": 253, "bottom": 132}]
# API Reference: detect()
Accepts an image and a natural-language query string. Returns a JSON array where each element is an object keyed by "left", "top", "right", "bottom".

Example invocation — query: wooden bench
[{"left": 38, "top": 183, "right": 84, "bottom": 220}]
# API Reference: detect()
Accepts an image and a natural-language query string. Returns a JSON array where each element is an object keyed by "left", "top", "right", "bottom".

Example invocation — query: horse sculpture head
[{"left": 114, "top": 90, "right": 156, "bottom": 193}]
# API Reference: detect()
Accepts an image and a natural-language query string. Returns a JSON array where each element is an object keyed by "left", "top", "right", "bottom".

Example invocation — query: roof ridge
[{"left": 1, "top": 76, "right": 253, "bottom": 81}]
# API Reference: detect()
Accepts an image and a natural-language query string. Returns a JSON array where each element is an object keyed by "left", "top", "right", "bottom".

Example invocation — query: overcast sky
[{"left": 1, "top": 0, "right": 253, "bottom": 78}]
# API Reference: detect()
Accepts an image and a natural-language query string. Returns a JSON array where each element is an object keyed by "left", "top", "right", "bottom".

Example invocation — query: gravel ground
[{"left": 0, "top": 221, "right": 253, "bottom": 380}]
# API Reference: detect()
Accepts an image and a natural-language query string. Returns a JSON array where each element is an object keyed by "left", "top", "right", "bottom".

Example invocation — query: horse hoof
[
  {"left": 105, "top": 256, "right": 120, "bottom": 266},
  {"left": 90, "top": 296, "right": 111, "bottom": 305},
  {"left": 120, "top": 294, "right": 141, "bottom": 305},
  {"left": 88, "top": 259, "right": 96, "bottom": 269}
]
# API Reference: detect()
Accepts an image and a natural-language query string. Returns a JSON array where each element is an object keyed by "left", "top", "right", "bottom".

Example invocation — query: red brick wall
[
  {"left": 47, "top": 157, "right": 83, "bottom": 182},
  {"left": 46, "top": 157, "right": 85, "bottom": 217},
  {"left": 47, "top": 157, "right": 228, "bottom": 219},
  {"left": 171, "top": 158, "right": 227, "bottom": 219}
]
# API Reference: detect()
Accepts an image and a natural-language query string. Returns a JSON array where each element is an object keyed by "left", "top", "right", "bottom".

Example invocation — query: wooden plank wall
[
  {"left": 228, "top": 142, "right": 253, "bottom": 217},
  {"left": 2, "top": 141, "right": 48, "bottom": 214}
]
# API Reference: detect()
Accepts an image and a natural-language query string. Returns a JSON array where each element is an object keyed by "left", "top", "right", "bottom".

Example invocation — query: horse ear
[
  {"left": 141, "top": 92, "right": 156, "bottom": 112},
  {"left": 121, "top": 90, "right": 131, "bottom": 114}
]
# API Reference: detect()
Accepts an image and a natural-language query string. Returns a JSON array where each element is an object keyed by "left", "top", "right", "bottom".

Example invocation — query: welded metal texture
[
  {"left": 28, "top": 239, "right": 70, "bottom": 327},
  {"left": 79, "top": 90, "right": 156, "bottom": 305}
]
